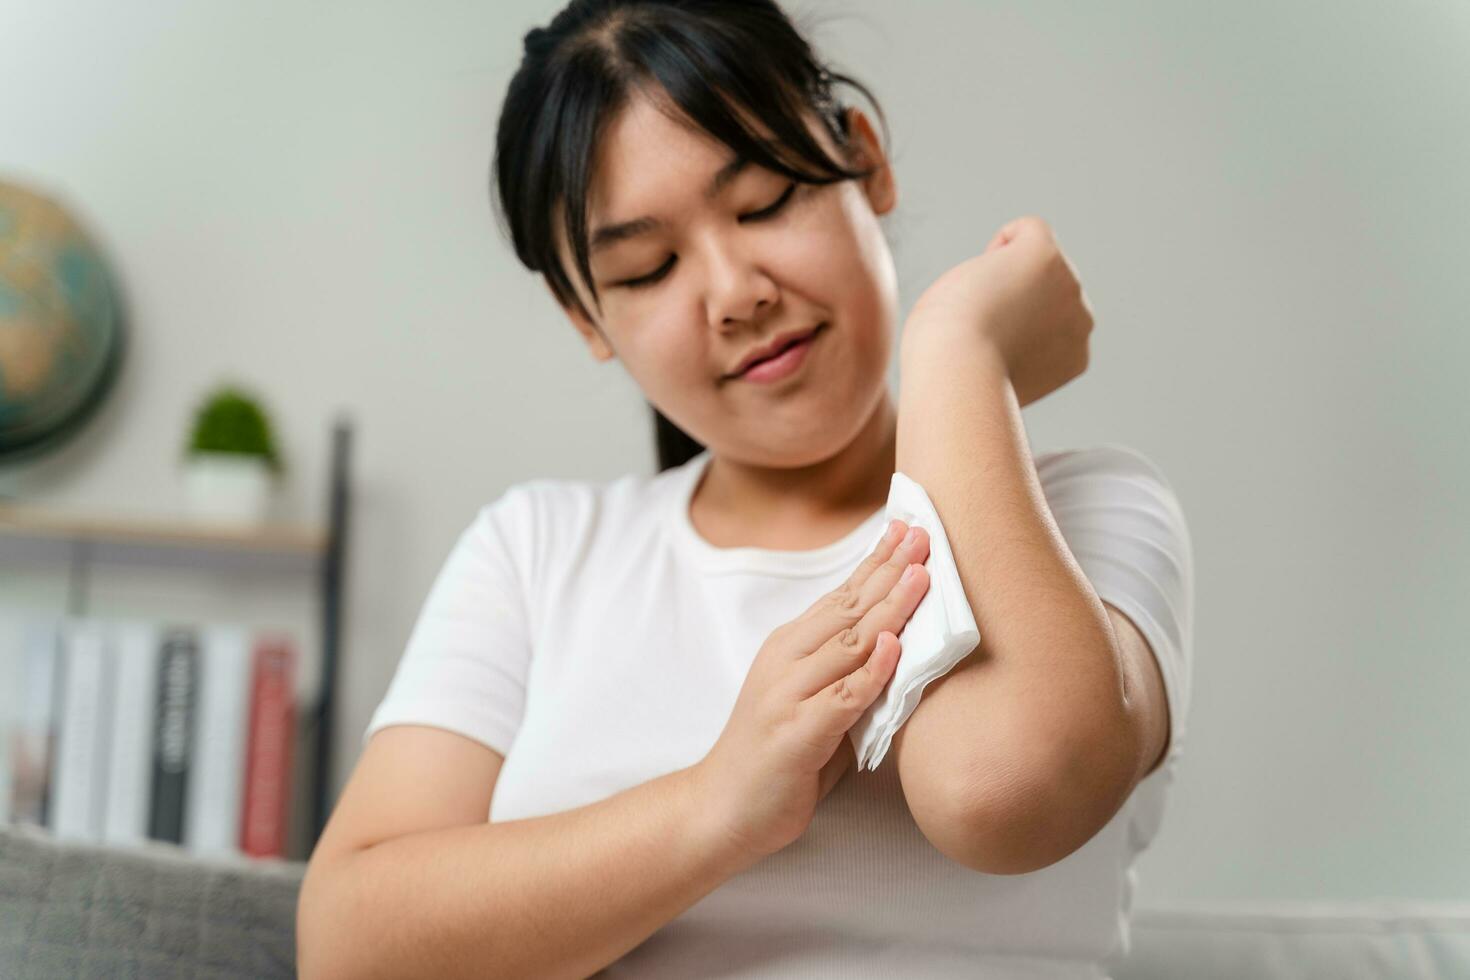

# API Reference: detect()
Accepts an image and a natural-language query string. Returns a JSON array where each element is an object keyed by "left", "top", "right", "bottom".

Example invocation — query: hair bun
[{"left": 523, "top": 26, "right": 551, "bottom": 54}]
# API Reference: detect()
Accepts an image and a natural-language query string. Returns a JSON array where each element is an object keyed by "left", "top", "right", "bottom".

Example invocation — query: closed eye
[
  {"left": 743, "top": 181, "right": 799, "bottom": 223},
  {"left": 615, "top": 182, "right": 800, "bottom": 290}
]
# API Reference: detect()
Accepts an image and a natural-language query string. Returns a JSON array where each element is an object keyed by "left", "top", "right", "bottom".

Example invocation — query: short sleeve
[
  {"left": 1036, "top": 444, "right": 1195, "bottom": 788},
  {"left": 362, "top": 485, "right": 537, "bottom": 757}
]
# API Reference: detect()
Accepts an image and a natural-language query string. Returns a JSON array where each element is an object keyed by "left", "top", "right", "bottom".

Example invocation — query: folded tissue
[{"left": 847, "top": 472, "right": 981, "bottom": 771}]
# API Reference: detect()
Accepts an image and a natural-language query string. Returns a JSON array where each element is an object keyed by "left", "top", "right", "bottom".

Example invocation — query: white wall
[{"left": 2, "top": 0, "right": 1466, "bottom": 900}]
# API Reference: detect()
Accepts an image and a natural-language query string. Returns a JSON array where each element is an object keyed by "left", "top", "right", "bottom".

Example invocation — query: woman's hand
[
  {"left": 902, "top": 215, "right": 1095, "bottom": 408},
  {"left": 694, "top": 518, "right": 933, "bottom": 864}
]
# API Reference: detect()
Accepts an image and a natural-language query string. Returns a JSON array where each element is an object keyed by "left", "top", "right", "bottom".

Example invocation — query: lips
[{"left": 729, "top": 323, "right": 825, "bottom": 379}]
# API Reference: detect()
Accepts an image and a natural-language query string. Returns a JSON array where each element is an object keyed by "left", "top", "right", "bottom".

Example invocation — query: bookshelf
[{"left": 0, "top": 417, "right": 352, "bottom": 855}]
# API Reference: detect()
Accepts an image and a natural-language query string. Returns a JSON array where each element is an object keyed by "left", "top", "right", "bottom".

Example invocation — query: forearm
[
  {"left": 891, "top": 325, "right": 1136, "bottom": 871},
  {"left": 297, "top": 764, "right": 749, "bottom": 980}
]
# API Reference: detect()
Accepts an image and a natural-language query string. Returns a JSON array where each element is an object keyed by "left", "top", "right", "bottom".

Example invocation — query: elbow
[
  {"left": 927, "top": 777, "right": 1071, "bottom": 876},
  {"left": 921, "top": 733, "right": 1138, "bottom": 876},
  {"left": 954, "top": 788, "right": 1089, "bottom": 876},
  {"left": 904, "top": 755, "right": 1056, "bottom": 875}
]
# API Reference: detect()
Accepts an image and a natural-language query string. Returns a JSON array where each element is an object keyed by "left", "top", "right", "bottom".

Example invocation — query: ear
[
  {"left": 547, "top": 281, "right": 616, "bottom": 363},
  {"left": 843, "top": 106, "right": 897, "bottom": 217}
]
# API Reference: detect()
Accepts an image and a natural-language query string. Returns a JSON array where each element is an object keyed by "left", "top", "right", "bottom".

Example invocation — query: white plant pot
[{"left": 182, "top": 452, "right": 277, "bottom": 525}]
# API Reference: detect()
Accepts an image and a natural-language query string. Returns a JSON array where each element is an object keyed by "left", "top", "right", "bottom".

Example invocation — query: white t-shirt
[{"left": 364, "top": 443, "right": 1195, "bottom": 979}]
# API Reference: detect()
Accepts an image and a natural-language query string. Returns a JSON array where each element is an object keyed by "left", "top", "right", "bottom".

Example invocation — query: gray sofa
[
  {"left": 3, "top": 822, "right": 1468, "bottom": 978},
  {"left": 1, "top": 823, "right": 302, "bottom": 979}
]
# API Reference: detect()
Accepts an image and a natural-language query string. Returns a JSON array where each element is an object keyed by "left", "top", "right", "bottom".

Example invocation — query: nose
[{"left": 703, "top": 235, "right": 779, "bottom": 329}]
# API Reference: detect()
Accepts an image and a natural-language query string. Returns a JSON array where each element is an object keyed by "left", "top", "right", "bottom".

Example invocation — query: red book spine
[{"left": 239, "top": 634, "right": 295, "bottom": 858}]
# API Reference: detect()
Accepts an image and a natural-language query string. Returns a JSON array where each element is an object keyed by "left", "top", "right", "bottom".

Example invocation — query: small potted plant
[{"left": 181, "top": 383, "right": 284, "bottom": 525}]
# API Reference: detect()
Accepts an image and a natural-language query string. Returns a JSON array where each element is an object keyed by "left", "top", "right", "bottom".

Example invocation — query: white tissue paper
[{"left": 847, "top": 472, "right": 981, "bottom": 771}]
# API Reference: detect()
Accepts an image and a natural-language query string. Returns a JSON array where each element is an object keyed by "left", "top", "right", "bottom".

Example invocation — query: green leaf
[{"left": 183, "top": 383, "right": 284, "bottom": 475}]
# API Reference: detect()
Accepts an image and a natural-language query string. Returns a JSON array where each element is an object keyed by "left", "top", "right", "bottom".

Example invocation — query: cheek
[
  {"left": 830, "top": 191, "right": 900, "bottom": 335},
  {"left": 618, "top": 317, "right": 709, "bottom": 394},
  {"left": 792, "top": 204, "right": 895, "bottom": 342},
  {"left": 782, "top": 193, "right": 885, "bottom": 300}
]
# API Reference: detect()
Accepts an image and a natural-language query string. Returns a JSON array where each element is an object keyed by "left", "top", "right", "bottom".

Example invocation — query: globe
[{"left": 0, "top": 178, "right": 125, "bottom": 468}]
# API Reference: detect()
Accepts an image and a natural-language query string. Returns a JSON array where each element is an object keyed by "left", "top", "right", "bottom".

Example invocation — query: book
[
  {"left": 1, "top": 608, "right": 55, "bottom": 824},
  {"left": 149, "top": 626, "right": 199, "bottom": 844},
  {"left": 49, "top": 618, "right": 113, "bottom": 841},
  {"left": 10, "top": 616, "right": 60, "bottom": 828},
  {"left": 184, "top": 623, "right": 253, "bottom": 858},
  {"left": 4, "top": 611, "right": 300, "bottom": 858},
  {"left": 241, "top": 632, "right": 296, "bottom": 859},
  {"left": 102, "top": 619, "right": 162, "bottom": 846},
  {"left": 0, "top": 606, "right": 24, "bottom": 822}
]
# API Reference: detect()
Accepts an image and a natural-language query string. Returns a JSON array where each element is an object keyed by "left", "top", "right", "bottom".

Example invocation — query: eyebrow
[{"left": 589, "top": 154, "right": 751, "bottom": 255}]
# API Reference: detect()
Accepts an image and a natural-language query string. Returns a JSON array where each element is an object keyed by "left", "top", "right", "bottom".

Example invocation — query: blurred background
[{"left": 1, "top": 0, "right": 1466, "bottom": 908}]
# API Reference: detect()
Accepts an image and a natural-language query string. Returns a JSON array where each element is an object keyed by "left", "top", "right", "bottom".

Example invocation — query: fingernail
[
  {"left": 883, "top": 519, "right": 902, "bottom": 544},
  {"left": 902, "top": 526, "right": 920, "bottom": 547},
  {"left": 901, "top": 563, "right": 919, "bottom": 583}
]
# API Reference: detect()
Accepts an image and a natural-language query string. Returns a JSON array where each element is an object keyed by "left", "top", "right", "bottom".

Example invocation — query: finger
[
  {"left": 784, "top": 522, "right": 930, "bottom": 659},
  {"left": 780, "top": 517, "right": 909, "bottom": 654},
  {"left": 804, "top": 629, "right": 903, "bottom": 742},
  {"left": 791, "top": 557, "right": 928, "bottom": 701},
  {"left": 842, "top": 517, "right": 908, "bottom": 594},
  {"left": 793, "top": 520, "right": 929, "bottom": 667}
]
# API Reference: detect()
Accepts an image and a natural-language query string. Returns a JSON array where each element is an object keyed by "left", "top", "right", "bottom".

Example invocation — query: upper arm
[
  {"left": 303, "top": 725, "right": 504, "bottom": 876},
  {"left": 1039, "top": 443, "right": 1192, "bottom": 789},
  {"left": 315, "top": 488, "right": 536, "bottom": 870},
  {"left": 1104, "top": 600, "right": 1170, "bottom": 784}
]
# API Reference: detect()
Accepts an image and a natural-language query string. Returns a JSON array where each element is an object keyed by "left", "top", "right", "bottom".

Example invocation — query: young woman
[{"left": 297, "top": 2, "right": 1195, "bottom": 978}]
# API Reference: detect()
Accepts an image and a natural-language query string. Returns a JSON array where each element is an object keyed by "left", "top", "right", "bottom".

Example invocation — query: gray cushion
[{"left": 0, "top": 823, "right": 305, "bottom": 979}]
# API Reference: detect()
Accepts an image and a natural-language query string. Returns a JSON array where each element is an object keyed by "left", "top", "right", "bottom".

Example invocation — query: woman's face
[{"left": 552, "top": 87, "right": 899, "bottom": 468}]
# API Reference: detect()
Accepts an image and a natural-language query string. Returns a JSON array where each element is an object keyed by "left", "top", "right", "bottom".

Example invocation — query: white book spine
[
  {"left": 50, "top": 618, "right": 112, "bottom": 841},
  {"left": 0, "top": 604, "right": 25, "bottom": 822},
  {"left": 10, "top": 617, "right": 60, "bottom": 827},
  {"left": 183, "top": 623, "right": 252, "bottom": 858},
  {"left": 102, "top": 620, "right": 161, "bottom": 846}
]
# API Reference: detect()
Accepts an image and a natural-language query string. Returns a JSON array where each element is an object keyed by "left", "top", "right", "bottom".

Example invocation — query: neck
[{"left": 691, "top": 392, "right": 898, "bottom": 550}]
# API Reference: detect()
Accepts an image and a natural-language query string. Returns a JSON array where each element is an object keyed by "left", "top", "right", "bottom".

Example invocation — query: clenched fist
[{"left": 902, "top": 216, "right": 1095, "bottom": 408}]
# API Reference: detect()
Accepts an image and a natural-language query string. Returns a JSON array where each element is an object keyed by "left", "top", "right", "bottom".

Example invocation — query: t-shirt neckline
[{"left": 668, "top": 450, "right": 889, "bottom": 577}]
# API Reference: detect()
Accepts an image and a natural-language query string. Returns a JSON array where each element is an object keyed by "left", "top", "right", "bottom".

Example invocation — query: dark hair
[{"left": 492, "top": 0, "right": 892, "bottom": 473}]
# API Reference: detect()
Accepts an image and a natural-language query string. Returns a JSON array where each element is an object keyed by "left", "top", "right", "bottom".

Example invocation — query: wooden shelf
[{"left": 0, "top": 502, "right": 327, "bottom": 558}]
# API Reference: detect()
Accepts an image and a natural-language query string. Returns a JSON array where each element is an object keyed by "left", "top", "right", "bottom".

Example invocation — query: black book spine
[{"left": 148, "top": 627, "right": 198, "bottom": 843}]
